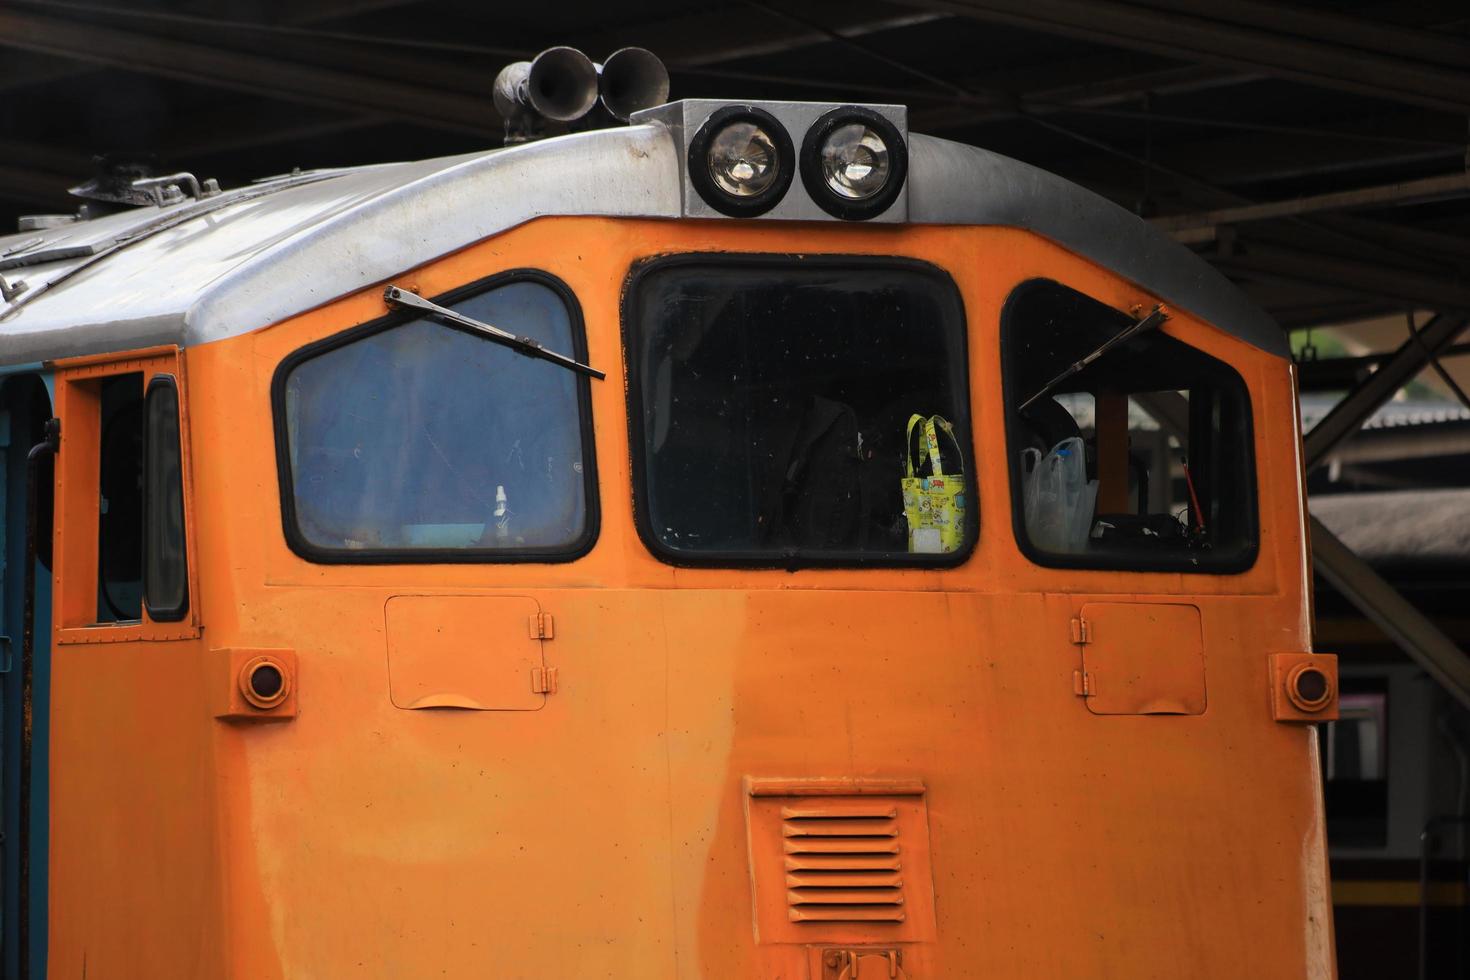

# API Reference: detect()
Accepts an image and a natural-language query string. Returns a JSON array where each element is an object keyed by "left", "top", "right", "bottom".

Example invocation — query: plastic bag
[{"left": 1020, "top": 437, "right": 1097, "bottom": 553}]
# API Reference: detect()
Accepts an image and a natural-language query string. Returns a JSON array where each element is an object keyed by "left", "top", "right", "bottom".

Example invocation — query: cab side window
[
  {"left": 275, "top": 273, "right": 596, "bottom": 562},
  {"left": 1002, "top": 279, "right": 1257, "bottom": 572},
  {"left": 53, "top": 354, "right": 196, "bottom": 636}
]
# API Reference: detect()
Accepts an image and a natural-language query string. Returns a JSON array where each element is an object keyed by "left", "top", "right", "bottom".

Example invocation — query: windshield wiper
[
  {"left": 1017, "top": 304, "right": 1168, "bottom": 414},
  {"left": 384, "top": 285, "right": 605, "bottom": 380}
]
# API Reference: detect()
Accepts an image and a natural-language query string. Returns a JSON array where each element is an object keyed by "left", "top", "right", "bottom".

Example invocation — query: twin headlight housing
[{"left": 634, "top": 100, "right": 909, "bottom": 222}]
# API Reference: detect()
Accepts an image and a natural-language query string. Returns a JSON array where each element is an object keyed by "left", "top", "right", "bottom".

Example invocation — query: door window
[{"left": 52, "top": 350, "right": 197, "bottom": 640}]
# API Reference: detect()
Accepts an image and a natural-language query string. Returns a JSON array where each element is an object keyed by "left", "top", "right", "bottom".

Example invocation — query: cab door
[{"left": 44, "top": 347, "right": 212, "bottom": 977}]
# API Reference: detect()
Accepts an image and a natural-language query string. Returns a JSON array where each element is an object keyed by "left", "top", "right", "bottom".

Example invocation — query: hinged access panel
[
  {"left": 1071, "top": 603, "right": 1206, "bottom": 715},
  {"left": 386, "top": 595, "right": 552, "bottom": 710}
]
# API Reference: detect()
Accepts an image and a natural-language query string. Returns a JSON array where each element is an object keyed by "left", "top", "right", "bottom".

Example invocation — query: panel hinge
[
  {"left": 531, "top": 665, "right": 558, "bottom": 695},
  {"left": 1069, "top": 616, "right": 1092, "bottom": 645},
  {"left": 528, "top": 612, "right": 555, "bottom": 640},
  {"left": 1073, "top": 669, "right": 1096, "bottom": 697}
]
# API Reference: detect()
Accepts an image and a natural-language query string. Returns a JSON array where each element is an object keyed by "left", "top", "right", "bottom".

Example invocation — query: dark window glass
[
  {"left": 97, "top": 373, "right": 143, "bottom": 622},
  {"left": 625, "top": 256, "right": 973, "bottom": 565},
  {"left": 144, "top": 376, "right": 189, "bottom": 621},
  {"left": 1003, "top": 280, "right": 1257, "bottom": 572},
  {"left": 279, "top": 277, "right": 593, "bottom": 560}
]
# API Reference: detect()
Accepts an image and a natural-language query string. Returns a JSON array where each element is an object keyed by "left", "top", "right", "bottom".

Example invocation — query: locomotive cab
[{"left": 0, "top": 65, "right": 1336, "bottom": 979}]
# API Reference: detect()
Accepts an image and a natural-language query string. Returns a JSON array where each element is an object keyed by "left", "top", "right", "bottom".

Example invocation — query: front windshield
[{"left": 625, "top": 255, "right": 973, "bottom": 565}]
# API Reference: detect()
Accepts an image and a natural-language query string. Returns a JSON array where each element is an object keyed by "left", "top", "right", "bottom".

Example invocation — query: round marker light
[
  {"left": 239, "top": 655, "right": 291, "bottom": 710},
  {"left": 688, "top": 106, "right": 794, "bottom": 217},
  {"left": 801, "top": 107, "right": 907, "bottom": 220},
  {"left": 1287, "top": 663, "right": 1334, "bottom": 713}
]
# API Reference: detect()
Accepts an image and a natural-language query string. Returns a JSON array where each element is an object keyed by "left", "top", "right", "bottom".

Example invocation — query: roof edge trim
[{"left": 183, "top": 125, "right": 683, "bottom": 347}]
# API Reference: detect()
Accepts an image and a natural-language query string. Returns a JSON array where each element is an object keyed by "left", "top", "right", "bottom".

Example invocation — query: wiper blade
[
  {"left": 1018, "top": 304, "right": 1168, "bottom": 414},
  {"left": 383, "top": 285, "right": 605, "bottom": 380}
]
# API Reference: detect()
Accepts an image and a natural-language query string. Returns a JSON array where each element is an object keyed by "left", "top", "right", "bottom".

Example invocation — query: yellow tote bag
[{"left": 901, "top": 414, "right": 966, "bottom": 554}]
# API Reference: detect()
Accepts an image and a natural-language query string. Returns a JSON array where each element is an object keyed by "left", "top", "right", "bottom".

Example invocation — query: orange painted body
[{"left": 44, "top": 219, "right": 1335, "bottom": 977}]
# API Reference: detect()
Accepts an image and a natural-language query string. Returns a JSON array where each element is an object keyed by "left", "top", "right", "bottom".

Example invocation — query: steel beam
[
  {"left": 1301, "top": 313, "right": 1468, "bottom": 471},
  {"left": 1273, "top": 301, "right": 1391, "bottom": 332},
  {"left": 1155, "top": 173, "right": 1470, "bottom": 235},
  {"left": 1032, "top": 105, "right": 1468, "bottom": 209},
  {"left": 889, "top": 0, "right": 1470, "bottom": 112},
  {"left": 910, "top": 62, "right": 1247, "bottom": 131},
  {"left": 584, "top": 1, "right": 945, "bottom": 69},
  {"left": 1310, "top": 516, "right": 1470, "bottom": 710},
  {"left": 1135, "top": 0, "right": 1470, "bottom": 68},
  {"left": 0, "top": 0, "right": 445, "bottom": 102},
  {"left": 0, "top": 9, "right": 491, "bottom": 135},
  {"left": 1299, "top": 343, "right": 1470, "bottom": 392},
  {"left": 277, "top": 0, "right": 421, "bottom": 24},
  {"left": 1318, "top": 426, "right": 1470, "bottom": 466},
  {"left": 0, "top": 49, "right": 88, "bottom": 94},
  {"left": 1216, "top": 246, "right": 1470, "bottom": 316}
]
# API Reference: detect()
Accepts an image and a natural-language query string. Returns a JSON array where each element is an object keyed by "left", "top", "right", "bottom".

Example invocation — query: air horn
[
  {"left": 493, "top": 46, "right": 670, "bottom": 142},
  {"left": 598, "top": 47, "right": 671, "bottom": 123}
]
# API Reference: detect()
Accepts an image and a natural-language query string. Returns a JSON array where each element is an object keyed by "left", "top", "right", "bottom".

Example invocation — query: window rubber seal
[
  {"left": 270, "top": 268, "right": 601, "bottom": 565},
  {"left": 620, "top": 251, "right": 978, "bottom": 570},
  {"left": 142, "top": 372, "right": 190, "bottom": 621},
  {"left": 999, "top": 277, "right": 1260, "bottom": 575}
]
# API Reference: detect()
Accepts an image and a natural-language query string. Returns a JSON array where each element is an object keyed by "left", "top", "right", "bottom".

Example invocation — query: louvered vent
[
  {"left": 783, "top": 802, "right": 905, "bottom": 922},
  {"left": 744, "top": 777, "right": 936, "bottom": 944}
]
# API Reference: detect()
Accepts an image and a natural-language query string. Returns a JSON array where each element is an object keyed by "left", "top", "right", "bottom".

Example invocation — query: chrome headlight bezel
[
  {"left": 800, "top": 106, "right": 908, "bottom": 221},
  {"left": 687, "top": 105, "right": 795, "bottom": 218}
]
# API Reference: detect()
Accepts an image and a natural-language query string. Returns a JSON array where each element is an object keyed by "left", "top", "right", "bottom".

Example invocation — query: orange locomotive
[{"left": 0, "top": 46, "right": 1337, "bottom": 978}]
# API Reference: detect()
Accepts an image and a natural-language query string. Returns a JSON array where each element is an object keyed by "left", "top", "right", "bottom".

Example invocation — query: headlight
[
  {"left": 688, "top": 106, "right": 794, "bottom": 217},
  {"left": 801, "top": 107, "right": 907, "bottom": 220}
]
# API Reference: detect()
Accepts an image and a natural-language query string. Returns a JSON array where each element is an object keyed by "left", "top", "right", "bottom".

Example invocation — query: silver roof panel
[{"left": 0, "top": 118, "right": 1285, "bottom": 364}]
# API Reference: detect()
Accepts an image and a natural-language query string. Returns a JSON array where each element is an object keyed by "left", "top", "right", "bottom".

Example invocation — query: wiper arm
[
  {"left": 1017, "top": 304, "right": 1168, "bottom": 414},
  {"left": 384, "top": 285, "right": 605, "bottom": 380}
]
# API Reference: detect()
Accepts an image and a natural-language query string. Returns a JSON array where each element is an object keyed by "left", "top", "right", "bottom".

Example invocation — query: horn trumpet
[
  {"left": 598, "top": 47, "right": 670, "bottom": 122},
  {"left": 494, "top": 46, "right": 600, "bottom": 141}
]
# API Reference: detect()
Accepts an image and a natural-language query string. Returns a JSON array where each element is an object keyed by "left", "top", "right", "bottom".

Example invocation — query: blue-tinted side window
[{"left": 280, "top": 278, "right": 593, "bottom": 559}]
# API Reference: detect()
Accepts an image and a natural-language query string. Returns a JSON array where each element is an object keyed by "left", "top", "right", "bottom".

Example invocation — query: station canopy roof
[{"left": 1, "top": 0, "right": 1467, "bottom": 338}]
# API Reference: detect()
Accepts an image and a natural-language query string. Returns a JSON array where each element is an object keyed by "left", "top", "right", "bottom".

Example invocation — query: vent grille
[
  {"left": 744, "top": 777, "right": 935, "bottom": 944},
  {"left": 782, "top": 803, "right": 905, "bottom": 922}
]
